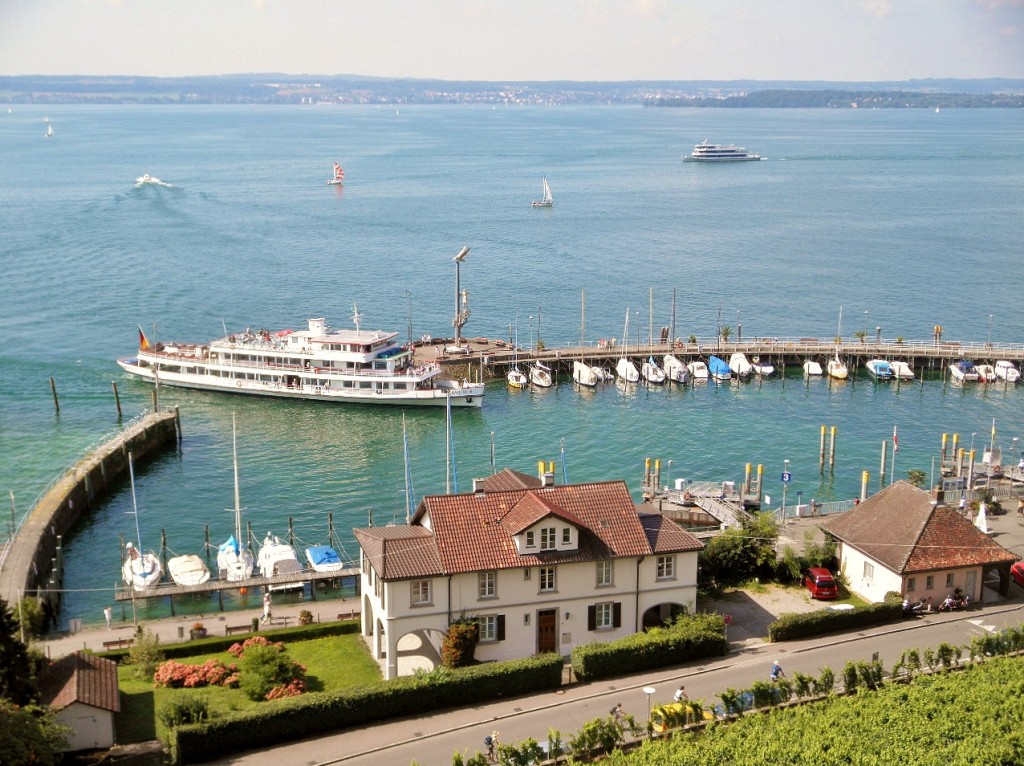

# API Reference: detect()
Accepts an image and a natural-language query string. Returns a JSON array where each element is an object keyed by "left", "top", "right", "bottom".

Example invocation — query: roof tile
[{"left": 38, "top": 651, "right": 120, "bottom": 713}]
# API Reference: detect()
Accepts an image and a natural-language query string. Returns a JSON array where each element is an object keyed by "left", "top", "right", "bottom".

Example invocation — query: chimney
[{"left": 472, "top": 477, "right": 486, "bottom": 494}]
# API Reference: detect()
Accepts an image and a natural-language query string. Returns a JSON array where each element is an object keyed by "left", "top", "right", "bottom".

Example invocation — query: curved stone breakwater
[{"left": 0, "top": 409, "right": 181, "bottom": 612}]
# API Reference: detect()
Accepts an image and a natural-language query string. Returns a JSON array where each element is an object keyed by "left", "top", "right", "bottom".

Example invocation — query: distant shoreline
[{"left": 2, "top": 74, "right": 1022, "bottom": 107}]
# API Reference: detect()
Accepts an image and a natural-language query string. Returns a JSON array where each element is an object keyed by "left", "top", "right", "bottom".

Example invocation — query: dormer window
[
  {"left": 562, "top": 527, "right": 571, "bottom": 545},
  {"left": 525, "top": 530, "right": 536, "bottom": 548},
  {"left": 540, "top": 527, "right": 556, "bottom": 551}
]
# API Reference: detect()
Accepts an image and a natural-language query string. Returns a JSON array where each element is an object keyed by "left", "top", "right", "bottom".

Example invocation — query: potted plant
[
  {"left": 298, "top": 609, "right": 313, "bottom": 626},
  {"left": 190, "top": 622, "right": 207, "bottom": 640}
]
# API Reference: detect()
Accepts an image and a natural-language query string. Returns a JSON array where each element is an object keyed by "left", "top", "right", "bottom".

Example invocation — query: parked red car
[
  {"left": 1011, "top": 561, "right": 1024, "bottom": 588},
  {"left": 804, "top": 567, "right": 839, "bottom": 600}
]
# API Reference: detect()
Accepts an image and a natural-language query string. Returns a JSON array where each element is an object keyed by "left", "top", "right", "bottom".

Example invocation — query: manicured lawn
[{"left": 117, "top": 632, "right": 380, "bottom": 743}]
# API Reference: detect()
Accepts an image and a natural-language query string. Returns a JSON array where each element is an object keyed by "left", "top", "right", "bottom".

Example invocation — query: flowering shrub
[
  {"left": 265, "top": 677, "right": 307, "bottom": 699},
  {"left": 238, "top": 644, "right": 307, "bottom": 701},
  {"left": 228, "top": 635, "right": 285, "bottom": 658},
  {"left": 154, "top": 658, "right": 239, "bottom": 688}
]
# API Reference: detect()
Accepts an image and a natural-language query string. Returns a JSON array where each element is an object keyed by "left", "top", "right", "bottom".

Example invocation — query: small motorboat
[
  {"left": 687, "top": 360, "right": 709, "bottom": 382},
  {"left": 305, "top": 545, "right": 346, "bottom": 573},
  {"left": 728, "top": 353, "right": 753, "bottom": 378},
  {"left": 803, "top": 360, "right": 823, "bottom": 376},
  {"left": 949, "top": 359, "right": 979, "bottom": 382},
  {"left": 751, "top": 356, "right": 775, "bottom": 376},
  {"left": 592, "top": 365, "right": 614, "bottom": 383},
  {"left": 994, "top": 360, "right": 1021, "bottom": 383},
  {"left": 890, "top": 360, "right": 915, "bottom": 380},
  {"left": 167, "top": 554, "right": 211, "bottom": 587},
  {"left": 866, "top": 359, "right": 894, "bottom": 380},
  {"left": 708, "top": 355, "right": 732, "bottom": 382},
  {"left": 975, "top": 363, "right": 996, "bottom": 383},
  {"left": 662, "top": 354, "right": 690, "bottom": 384},
  {"left": 258, "top": 533, "right": 306, "bottom": 592}
]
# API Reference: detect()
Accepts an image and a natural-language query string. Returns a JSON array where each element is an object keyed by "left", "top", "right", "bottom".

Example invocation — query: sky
[{"left": 1, "top": 0, "right": 1022, "bottom": 81}]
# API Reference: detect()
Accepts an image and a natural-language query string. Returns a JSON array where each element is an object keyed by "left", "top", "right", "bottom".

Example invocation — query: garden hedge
[
  {"left": 168, "top": 652, "right": 563, "bottom": 764},
  {"left": 767, "top": 598, "right": 903, "bottom": 642},
  {"left": 570, "top": 613, "right": 728, "bottom": 683}
]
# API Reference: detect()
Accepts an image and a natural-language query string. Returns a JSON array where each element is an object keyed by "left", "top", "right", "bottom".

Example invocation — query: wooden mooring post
[
  {"left": 112, "top": 381, "right": 122, "bottom": 420},
  {"left": 49, "top": 377, "right": 60, "bottom": 415}
]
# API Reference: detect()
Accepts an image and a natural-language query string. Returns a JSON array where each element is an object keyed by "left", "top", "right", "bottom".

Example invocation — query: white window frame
[
  {"left": 411, "top": 579, "right": 432, "bottom": 606},
  {"left": 539, "top": 566, "right": 556, "bottom": 593},
  {"left": 656, "top": 555, "right": 675, "bottom": 580},
  {"left": 478, "top": 615, "right": 497, "bottom": 642},
  {"left": 478, "top": 570, "right": 497, "bottom": 599},
  {"left": 595, "top": 602, "right": 614, "bottom": 630},
  {"left": 525, "top": 530, "right": 536, "bottom": 548},
  {"left": 540, "top": 527, "right": 556, "bottom": 551},
  {"left": 562, "top": 527, "right": 571, "bottom": 544},
  {"left": 596, "top": 560, "right": 613, "bottom": 587}
]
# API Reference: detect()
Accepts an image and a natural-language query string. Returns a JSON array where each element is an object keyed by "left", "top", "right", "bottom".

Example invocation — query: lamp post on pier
[{"left": 450, "top": 246, "right": 470, "bottom": 353}]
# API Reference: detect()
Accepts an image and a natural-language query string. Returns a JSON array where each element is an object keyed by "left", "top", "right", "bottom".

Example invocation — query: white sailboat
[
  {"left": 803, "top": 360, "right": 823, "bottom": 376},
  {"left": 121, "top": 453, "right": 163, "bottom": 592},
  {"left": 257, "top": 532, "right": 306, "bottom": 592},
  {"left": 751, "top": 356, "right": 775, "bottom": 376},
  {"left": 641, "top": 356, "right": 666, "bottom": 384},
  {"left": 530, "top": 361, "right": 553, "bottom": 388},
  {"left": 216, "top": 414, "right": 255, "bottom": 582},
  {"left": 729, "top": 353, "right": 753, "bottom": 377},
  {"left": 615, "top": 309, "right": 639, "bottom": 382},
  {"left": 326, "top": 162, "right": 344, "bottom": 185},
  {"left": 531, "top": 177, "right": 553, "bottom": 208},
  {"left": 506, "top": 320, "right": 528, "bottom": 389},
  {"left": 827, "top": 306, "right": 849, "bottom": 380},
  {"left": 167, "top": 554, "right": 211, "bottom": 587},
  {"left": 45, "top": 123, "right": 54, "bottom": 138},
  {"left": 573, "top": 360, "right": 599, "bottom": 387}
]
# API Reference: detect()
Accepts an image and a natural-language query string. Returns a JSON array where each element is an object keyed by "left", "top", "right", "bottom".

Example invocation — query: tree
[
  {"left": 0, "top": 699, "right": 69, "bottom": 766},
  {"left": 907, "top": 470, "right": 927, "bottom": 488},
  {"left": 720, "top": 326, "right": 733, "bottom": 343},
  {"left": 698, "top": 513, "right": 780, "bottom": 593},
  {"left": 0, "top": 597, "right": 37, "bottom": 705},
  {"left": 440, "top": 618, "right": 479, "bottom": 669}
]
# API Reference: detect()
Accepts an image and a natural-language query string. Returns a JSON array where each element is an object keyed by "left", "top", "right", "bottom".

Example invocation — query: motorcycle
[
  {"left": 938, "top": 594, "right": 969, "bottom": 611},
  {"left": 902, "top": 599, "right": 925, "bottom": 616}
]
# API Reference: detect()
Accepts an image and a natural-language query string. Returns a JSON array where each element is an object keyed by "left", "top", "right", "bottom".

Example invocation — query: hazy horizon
[{"left": 2, "top": 1, "right": 1022, "bottom": 82}]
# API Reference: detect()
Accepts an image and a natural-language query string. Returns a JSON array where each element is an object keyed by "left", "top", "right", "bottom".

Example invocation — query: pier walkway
[
  {"left": 420, "top": 335, "right": 1024, "bottom": 381},
  {"left": 113, "top": 567, "right": 359, "bottom": 603}
]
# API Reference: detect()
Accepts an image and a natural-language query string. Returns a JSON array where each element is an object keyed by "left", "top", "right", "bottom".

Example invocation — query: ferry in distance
[
  {"left": 683, "top": 140, "right": 762, "bottom": 162},
  {"left": 118, "top": 308, "right": 484, "bottom": 408}
]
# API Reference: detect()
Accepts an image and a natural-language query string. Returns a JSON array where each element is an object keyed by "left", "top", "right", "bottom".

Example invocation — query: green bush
[
  {"left": 239, "top": 643, "right": 304, "bottom": 701},
  {"left": 158, "top": 696, "right": 209, "bottom": 729},
  {"left": 571, "top": 612, "right": 727, "bottom": 682},
  {"left": 169, "top": 652, "right": 563, "bottom": 764},
  {"left": 767, "top": 599, "right": 902, "bottom": 642},
  {"left": 127, "top": 628, "right": 165, "bottom": 681}
]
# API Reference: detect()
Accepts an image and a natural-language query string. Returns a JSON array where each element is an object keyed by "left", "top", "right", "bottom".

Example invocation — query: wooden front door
[{"left": 537, "top": 609, "right": 557, "bottom": 654}]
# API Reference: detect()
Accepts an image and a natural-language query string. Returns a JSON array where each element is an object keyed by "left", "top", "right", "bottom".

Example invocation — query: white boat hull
[
  {"left": 866, "top": 360, "right": 894, "bottom": 380},
  {"left": 616, "top": 358, "right": 639, "bottom": 383},
  {"left": 530, "top": 363, "right": 553, "bottom": 387},
  {"left": 975, "top": 364, "right": 996, "bottom": 383},
  {"left": 949, "top": 362, "right": 979, "bottom": 382},
  {"left": 123, "top": 552, "right": 163, "bottom": 592},
  {"left": 117, "top": 357, "right": 484, "bottom": 407},
  {"left": 258, "top": 535, "right": 306, "bottom": 592},
  {"left": 803, "top": 360, "right": 823, "bottom": 376},
  {"left": 641, "top": 360, "right": 666, "bottom": 384},
  {"left": 662, "top": 354, "right": 690, "bottom": 384},
  {"left": 167, "top": 554, "right": 211, "bottom": 587},
  {"left": 217, "top": 548, "right": 255, "bottom": 582},
  {"left": 687, "top": 361, "right": 709, "bottom": 381},
  {"left": 572, "top": 361, "right": 598, "bottom": 387},
  {"left": 890, "top": 361, "right": 915, "bottom": 380},
  {"left": 507, "top": 367, "right": 529, "bottom": 389},
  {"left": 729, "top": 353, "right": 753, "bottom": 377},
  {"left": 827, "top": 357, "right": 848, "bottom": 380},
  {"left": 995, "top": 361, "right": 1021, "bottom": 383}
]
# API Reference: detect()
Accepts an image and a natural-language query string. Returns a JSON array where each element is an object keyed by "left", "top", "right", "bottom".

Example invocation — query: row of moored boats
[
  {"left": 121, "top": 415, "right": 350, "bottom": 593},
  {"left": 506, "top": 353, "right": 1022, "bottom": 389}
]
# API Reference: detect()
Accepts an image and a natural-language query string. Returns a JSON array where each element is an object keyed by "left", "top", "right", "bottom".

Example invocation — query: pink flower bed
[{"left": 153, "top": 658, "right": 239, "bottom": 688}]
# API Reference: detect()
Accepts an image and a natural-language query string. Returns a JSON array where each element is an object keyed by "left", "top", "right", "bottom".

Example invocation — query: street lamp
[
  {"left": 450, "top": 246, "right": 470, "bottom": 351},
  {"left": 876, "top": 326, "right": 882, "bottom": 343},
  {"left": 642, "top": 685, "right": 656, "bottom": 732}
]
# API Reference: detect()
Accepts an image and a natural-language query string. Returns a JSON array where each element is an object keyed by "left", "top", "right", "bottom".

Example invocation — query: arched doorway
[{"left": 642, "top": 602, "right": 688, "bottom": 630}]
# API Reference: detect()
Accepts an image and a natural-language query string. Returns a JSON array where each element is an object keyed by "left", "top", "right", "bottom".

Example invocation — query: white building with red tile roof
[
  {"left": 821, "top": 481, "right": 1018, "bottom": 604},
  {"left": 37, "top": 651, "right": 121, "bottom": 752},
  {"left": 353, "top": 476, "right": 704, "bottom": 680}
]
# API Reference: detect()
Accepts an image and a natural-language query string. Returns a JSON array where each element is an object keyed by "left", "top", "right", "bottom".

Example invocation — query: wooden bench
[
  {"left": 225, "top": 624, "right": 252, "bottom": 636},
  {"left": 102, "top": 637, "right": 134, "bottom": 651},
  {"left": 338, "top": 610, "right": 359, "bottom": 621}
]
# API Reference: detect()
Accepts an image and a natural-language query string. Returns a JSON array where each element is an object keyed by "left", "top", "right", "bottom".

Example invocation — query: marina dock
[
  {"left": 422, "top": 336, "right": 1024, "bottom": 381},
  {"left": 113, "top": 566, "right": 360, "bottom": 603}
]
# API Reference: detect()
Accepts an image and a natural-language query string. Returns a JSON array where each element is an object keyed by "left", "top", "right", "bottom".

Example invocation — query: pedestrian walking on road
[
  {"left": 261, "top": 592, "right": 272, "bottom": 624},
  {"left": 103, "top": 606, "right": 112, "bottom": 629},
  {"left": 610, "top": 702, "right": 626, "bottom": 725},
  {"left": 770, "top": 660, "right": 785, "bottom": 681}
]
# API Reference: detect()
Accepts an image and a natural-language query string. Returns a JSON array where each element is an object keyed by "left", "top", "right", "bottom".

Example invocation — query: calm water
[{"left": 2, "top": 105, "right": 1022, "bottom": 627}]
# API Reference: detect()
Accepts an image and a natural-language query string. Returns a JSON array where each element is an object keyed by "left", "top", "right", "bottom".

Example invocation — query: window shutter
[
  {"left": 587, "top": 605, "right": 596, "bottom": 631},
  {"left": 613, "top": 602, "right": 622, "bottom": 628},
  {"left": 496, "top": 615, "right": 505, "bottom": 641}
]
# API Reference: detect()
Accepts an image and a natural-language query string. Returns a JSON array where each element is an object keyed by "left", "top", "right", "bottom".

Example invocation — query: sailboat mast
[
  {"left": 580, "top": 289, "right": 585, "bottom": 347},
  {"left": 232, "top": 414, "right": 242, "bottom": 541},
  {"left": 649, "top": 288, "right": 654, "bottom": 347},
  {"left": 128, "top": 451, "right": 143, "bottom": 549},
  {"left": 402, "top": 414, "right": 412, "bottom": 523},
  {"left": 671, "top": 288, "right": 677, "bottom": 345}
]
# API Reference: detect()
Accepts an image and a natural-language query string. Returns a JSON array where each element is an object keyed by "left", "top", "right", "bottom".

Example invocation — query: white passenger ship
[
  {"left": 118, "top": 311, "right": 484, "bottom": 408},
  {"left": 683, "top": 140, "right": 762, "bottom": 162}
]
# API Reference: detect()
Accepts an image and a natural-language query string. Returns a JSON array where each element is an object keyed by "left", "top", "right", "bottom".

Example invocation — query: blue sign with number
[{"left": 781, "top": 472, "right": 792, "bottom": 483}]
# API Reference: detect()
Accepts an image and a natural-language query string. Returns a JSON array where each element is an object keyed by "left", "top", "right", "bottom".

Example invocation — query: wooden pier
[
  {"left": 421, "top": 335, "right": 1024, "bottom": 382},
  {"left": 114, "top": 566, "right": 360, "bottom": 603}
]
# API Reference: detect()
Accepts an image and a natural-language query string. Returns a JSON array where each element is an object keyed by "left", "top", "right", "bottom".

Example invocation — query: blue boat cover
[
  {"left": 709, "top": 356, "right": 731, "bottom": 375},
  {"left": 307, "top": 545, "right": 341, "bottom": 566},
  {"left": 219, "top": 535, "right": 240, "bottom": 555}
]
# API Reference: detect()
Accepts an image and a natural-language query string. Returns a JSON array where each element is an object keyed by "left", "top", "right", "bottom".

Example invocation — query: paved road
[{"left": 211, "top": 599, "right": 1024, "bottom": 766}]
